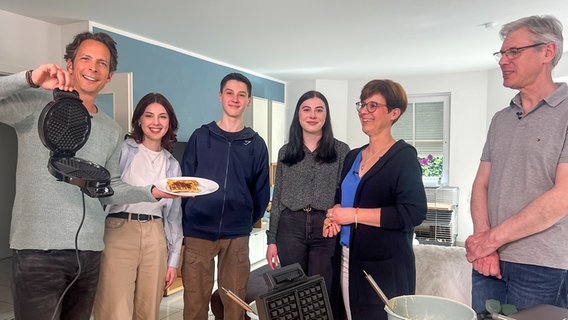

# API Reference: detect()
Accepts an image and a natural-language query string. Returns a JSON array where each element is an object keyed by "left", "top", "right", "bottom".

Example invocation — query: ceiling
[{"left": 1, "top": 0, "right": 568, "bottom": 82}]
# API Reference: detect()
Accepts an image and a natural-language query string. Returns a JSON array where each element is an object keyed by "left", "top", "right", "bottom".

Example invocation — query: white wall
[
  {"left": 553, "top": 53, "right": 568, "bottom": 81},
  {"left": 0, "top": 10, "right": 62, "bottom": 72},
  {"left": 315, "top": 80, "right": 349, "bottom": 145},
  {"left": 486, "top": 68, "right": 516, "bottom": 125}
]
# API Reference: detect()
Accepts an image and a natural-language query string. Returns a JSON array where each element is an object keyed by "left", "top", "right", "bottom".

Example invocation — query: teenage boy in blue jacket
[{"left": 181, "top": 72, "right": 270, "bottom": 320}]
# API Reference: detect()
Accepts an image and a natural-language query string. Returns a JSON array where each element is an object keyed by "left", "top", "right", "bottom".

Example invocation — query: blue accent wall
[
  {"left": 97, "top": 94, "right": 114, "bottom": 119},
  {"left": 94, "top": 27, "right": 285, "bottom": 142}
]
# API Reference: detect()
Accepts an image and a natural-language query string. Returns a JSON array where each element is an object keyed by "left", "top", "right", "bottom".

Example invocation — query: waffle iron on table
[
  {"left": 38, "top": 88, "right": 114, "bottom": 198},
  {"left": 256, "top": 263, "right": 333, "bottom": 320}
]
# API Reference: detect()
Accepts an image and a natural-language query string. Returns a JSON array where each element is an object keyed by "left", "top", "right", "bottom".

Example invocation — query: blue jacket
[{"left": 181, "top": 121, "right": 270, "bottom": 240}]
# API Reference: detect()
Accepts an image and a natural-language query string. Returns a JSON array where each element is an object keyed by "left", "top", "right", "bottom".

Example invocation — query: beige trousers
[
  {"left": 93, "top": 216, "right": 167, "bottom": 320},
  {"left": 182, "top": 236, "right": 250, "bottom": 320}
]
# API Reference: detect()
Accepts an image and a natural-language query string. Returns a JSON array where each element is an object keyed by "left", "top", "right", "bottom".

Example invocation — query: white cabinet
[
  {"left": 249, "top": 221, "right": 268, "bottom": 270},
  {"left": 243, "top": 97, "right": 286, "bottom": 164}
]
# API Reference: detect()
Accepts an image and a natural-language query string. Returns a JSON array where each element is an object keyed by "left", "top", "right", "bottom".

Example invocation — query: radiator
[{"left": 415, "top": 186, "right": 459, "bottom": 246}]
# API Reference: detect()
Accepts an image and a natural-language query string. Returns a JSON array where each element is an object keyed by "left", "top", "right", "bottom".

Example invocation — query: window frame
[{"left": 393, "top": 92, "right": 451, "bottom": 186}]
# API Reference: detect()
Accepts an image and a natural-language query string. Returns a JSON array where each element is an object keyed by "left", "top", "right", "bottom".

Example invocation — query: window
[{"left": 391, "top": 93, "right": 450, "bottom": 186}]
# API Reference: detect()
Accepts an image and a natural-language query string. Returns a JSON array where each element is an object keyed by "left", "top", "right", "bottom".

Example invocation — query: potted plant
[
  {"left": 477, "top": 299, "right": 518, "bottom": 319},
  {"left": 419, "top": 154, "right": 443, "bottom": 186}
]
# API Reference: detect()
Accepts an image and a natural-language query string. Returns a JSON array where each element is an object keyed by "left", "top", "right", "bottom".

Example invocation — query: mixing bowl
[{"left": 385, "top": 295, "right": 476, "bottom": 320}]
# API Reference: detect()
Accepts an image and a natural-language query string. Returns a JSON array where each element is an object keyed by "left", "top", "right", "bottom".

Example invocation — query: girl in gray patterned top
[{"left": 265, "top": 90, "right": 350, "bottom": 295}]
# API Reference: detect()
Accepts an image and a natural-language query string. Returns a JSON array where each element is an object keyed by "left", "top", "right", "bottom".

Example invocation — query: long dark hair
[
  {"left": 281, "top": 90, "right": 338, "bottom": 165},
  {"left": 126, "top": 93, "right": 179, "bottom": 152}
]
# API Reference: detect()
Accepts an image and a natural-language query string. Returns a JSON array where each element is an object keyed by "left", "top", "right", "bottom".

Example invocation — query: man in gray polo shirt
[{"left": 465, "top": 15, "right": 568, "bottom": 313}]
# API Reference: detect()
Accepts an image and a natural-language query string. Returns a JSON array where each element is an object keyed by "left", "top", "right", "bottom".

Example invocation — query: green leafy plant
[
  {"left": 478, "top": 299, "right": 518, "bottom": 319},
  {"left": 418, "top": 154, "right": 443, "bottom": 177}
]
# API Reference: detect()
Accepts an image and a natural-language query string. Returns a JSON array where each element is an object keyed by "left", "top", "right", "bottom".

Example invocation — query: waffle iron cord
[{"left": 49, "top": 192, "right": 86, "bottom": 320}]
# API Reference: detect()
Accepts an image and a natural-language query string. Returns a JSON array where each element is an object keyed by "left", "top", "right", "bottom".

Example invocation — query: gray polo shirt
[{"left": 481, "top": 82, "right": 568, "bottom": 269}]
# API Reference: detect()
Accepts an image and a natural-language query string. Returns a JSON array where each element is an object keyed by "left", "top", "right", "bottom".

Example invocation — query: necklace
[
  {"left": 142, "top": 144, "right": 163, "bottom": 164},
  {"left": 150, "top": 151, "right": 162, "bottom": 164},
  {"left": 360, "top": 148, "right": 383, "bottom": 172}
]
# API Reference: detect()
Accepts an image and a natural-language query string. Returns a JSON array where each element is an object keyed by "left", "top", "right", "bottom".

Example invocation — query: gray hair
[{"left": 500, "top": 15, "right": 564, "bottom": 67}]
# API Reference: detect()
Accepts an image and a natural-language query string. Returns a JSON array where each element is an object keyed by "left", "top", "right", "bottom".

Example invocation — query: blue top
[{"left": 339, "top": 150, "right": 362, "bottom": 247}]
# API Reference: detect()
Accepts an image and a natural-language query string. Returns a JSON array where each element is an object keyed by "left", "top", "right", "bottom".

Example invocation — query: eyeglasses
[
  {"left": 493, "top": 43, "right": 546, "bottom": 61},
  {"left": 355, "top": 101, "right": 388, "bottom": 113}
]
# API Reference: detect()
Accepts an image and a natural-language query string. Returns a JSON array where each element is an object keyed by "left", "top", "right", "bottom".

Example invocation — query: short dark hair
[
  {"left": 500, "top": 15, "right": 564, "bottom": 67},
  {"left": 64, "top": 32, "right": 118, "bottom": 73},
  {"left": 126, "top": 93, "right": 179, "bottom": 153},
  {"left": 282, "top": 90, "right": 339, "bottom": 165},
  {"left": 360, "top": 79, "right": 408, "bottom": 124},
  {"left": 220, "top": 73, "right": 252, "bottom": 97}
]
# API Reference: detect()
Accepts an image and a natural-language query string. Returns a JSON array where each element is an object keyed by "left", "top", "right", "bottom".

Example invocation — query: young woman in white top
[{"left": 94, "top": 93, "right": 183, "bottom": 319}]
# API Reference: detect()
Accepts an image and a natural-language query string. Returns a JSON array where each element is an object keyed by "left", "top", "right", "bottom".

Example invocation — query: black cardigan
[{"left": 331, "top": 140, "right": 427, "bottom": 320}]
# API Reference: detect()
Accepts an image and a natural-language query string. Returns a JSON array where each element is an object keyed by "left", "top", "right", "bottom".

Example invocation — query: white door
[{"left": 97, "top": 72, "right": 133, "bottom": 136}]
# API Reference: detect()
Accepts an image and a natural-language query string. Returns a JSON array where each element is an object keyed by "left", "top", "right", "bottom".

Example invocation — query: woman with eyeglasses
[
  {"left": 265, "top": 90, "right": 350, "bottom": 297},
  {"left": 323, "top": 80, "right": 427, "bottom": 320}
]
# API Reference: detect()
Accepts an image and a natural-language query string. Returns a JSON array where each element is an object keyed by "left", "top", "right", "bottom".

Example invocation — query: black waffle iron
[
  {"left": 256, "top": 263, "right": 333, "bottom": 320},
  {"left": 38, "top": 89, "right": 114, "bottom": 198}
]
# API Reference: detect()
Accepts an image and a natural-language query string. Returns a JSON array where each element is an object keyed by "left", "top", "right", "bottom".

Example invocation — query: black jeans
[
  {"left": 276, "top": 208, "right": 336, "bottom": 295},
  {"left": 11, "top": 249, "right": 101, "bottom": 320}
]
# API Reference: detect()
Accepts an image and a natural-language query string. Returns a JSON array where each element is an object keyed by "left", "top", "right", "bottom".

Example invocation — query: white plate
[{"left": 156, "top": 177, "right": 219, "bottom": 197}]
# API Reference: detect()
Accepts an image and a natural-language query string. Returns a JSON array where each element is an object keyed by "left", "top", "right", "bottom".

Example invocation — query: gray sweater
[
  {"left": 0, "top": 71, "right": 156, "bottom": 251},
  {"left": 267, "top": 140, "right": 350, "bottom": 244}
]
